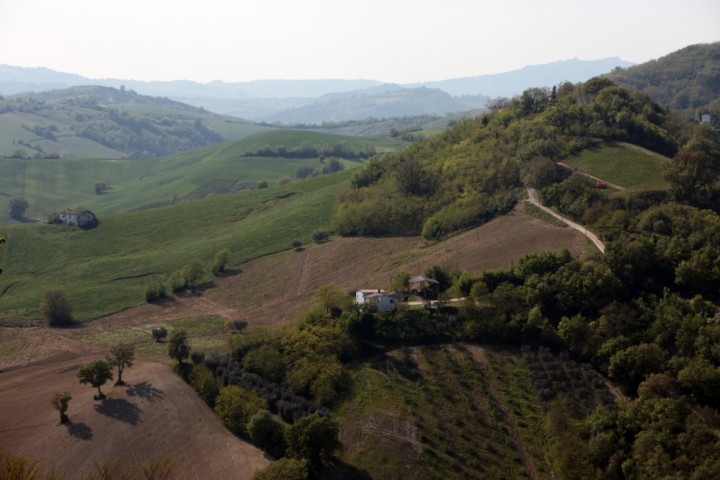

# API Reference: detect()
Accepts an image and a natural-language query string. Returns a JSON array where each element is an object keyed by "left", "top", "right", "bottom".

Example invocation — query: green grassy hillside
[
  {"left": 0, "top": 130, "right": 392, "bottom": 225},
  {"left": 0, "top": 170, "right": 351, "bottom": 321},
  {"left": 562, "top": 142, "right": 670, "bottom": 190}
]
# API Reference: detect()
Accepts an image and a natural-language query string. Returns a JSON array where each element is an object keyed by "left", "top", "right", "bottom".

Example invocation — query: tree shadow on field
[
  {"left": 65, "top": 421, "right": 93, "bottom": 440},
  {"left": 320, "top": 459, "right": 373, "bottom": 480},
  {"left": 125, "top": 382, "right": 163, "bottom": 402},
  {"left": 94, "top": 398, "right": 142, "bottom": 425}
]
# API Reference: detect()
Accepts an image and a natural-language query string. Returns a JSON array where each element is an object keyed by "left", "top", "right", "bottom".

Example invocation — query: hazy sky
[{"left": 1, "top": 0, "right": 718, "bottom": 83}]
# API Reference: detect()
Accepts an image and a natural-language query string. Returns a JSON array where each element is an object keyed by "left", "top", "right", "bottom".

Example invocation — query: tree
[
  {"left": 182, "top": 259, "right": 205, "bottom": 288},
  {"left": 291, "top": 239, "right": 303, "bottom": 251},
  {"left": 285, "top": 414, "right": 341, "bottom": 469},
  {"left": 9, "top": 195, "right": 29, "bottom": 219},
  {"left": 314, "top": 284, "right": 351, "bottom": 315},
  {"left": 189, "top": 364, "right": 219, "bottom": 407},
  {"left": 212, "top": 248, "right": 230, "bottom": 275},
  {"left": 252, "top": 458, "right": 308, "bottom": 480},
  {"left": 247, "top": 409, "right": 287, "bottom": 458},
  {"left": 389, "top": 270, "right": 410, "bottom": 295},
  {"left": 321, "top": 157, "right": 343, "bottom": 174},
  {"left": 168, "top": 329, "right": 191, "bottom": 365},
  {"left": 151, "top": 326, "right": 168, "bottom": 342},
  {"left": 256, "top": 180, "right": 269, "bottom": 189},
  {"left": 107, "top": 343, "right": 135, "bottom": 385},
  {"left": 41, "top": 288, "right": 73, "bottom": 326},
  {"left": 77, "top": 360, "right": 113, "bottom": 399},
  {"left": 664, "top": 132, "right": 720, "bottom": 206},
  {"left": 51, "top": 391, "right": 72, "bottom": 423},
  {"left": 277, "top": 176, "right": 292, "bottom": 186},
  {"left": 94, "top": 182, "right": 109, "bottom": 195},
  {"left": 214, "top": 385, "right": 267, "bottom": 436}
]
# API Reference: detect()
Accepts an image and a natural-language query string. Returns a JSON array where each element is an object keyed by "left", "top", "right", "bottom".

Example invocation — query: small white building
[
  {"left": 701, "top": 114, "right": 711, "bottom": 125},
  {"left": 52, "top": 209, "right": 97, "bottom": 227},
  {"left": 355, "top": 289, "right": 400, "bottom": 312}
]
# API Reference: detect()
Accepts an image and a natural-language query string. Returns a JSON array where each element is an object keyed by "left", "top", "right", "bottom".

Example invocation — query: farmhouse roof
[
  {"left": 57, "top": 209, "right": 90, "bottom": 215},
  {"left": 409, "top": 276, "right": 439, "bottom": 285}
]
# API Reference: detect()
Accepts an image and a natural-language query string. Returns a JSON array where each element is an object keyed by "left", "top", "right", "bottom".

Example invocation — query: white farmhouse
[
  {"left": 52, "top": 209, "right": 97, "bottom": 227},
  {"left": 355, "top": 288, "right": 400, "bottom": 312}
]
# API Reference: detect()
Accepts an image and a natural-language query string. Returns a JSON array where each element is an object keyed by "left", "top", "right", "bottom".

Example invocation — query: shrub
[
  {"left": 189, "top": 364, "right": 219, "bottom": 407},
  {"left": 41, "top": 288, "right": 73, "bottom": 326},
  {"left": 252, "top": 458, "right": 308, "bottom": 480},
  {"left": 291, "top": 239, "right": 303, "bottom": 251},
  {"left": 212, "top": 249, "right": 230, "bottom": 275},
  {"left": 214, "top": 385, "right": 267, "bottom": 436},
  {"left": 145, "top": 277, "right": 166, "bottom": 303},
  {"left": 311, "top": 230, "right": 329, "bottom": 243}
]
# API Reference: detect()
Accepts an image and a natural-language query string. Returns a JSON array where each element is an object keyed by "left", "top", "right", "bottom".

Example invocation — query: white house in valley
[
  {"left": 355, "top": 288, "right": 400, "bottom": 312},
  {"left": 50, "top": 209, "right": 97, "bottom": 227}
]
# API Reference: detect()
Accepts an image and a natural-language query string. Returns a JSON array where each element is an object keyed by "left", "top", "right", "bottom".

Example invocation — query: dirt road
[{"left": 526, "top": 188, "right": 605, "bottom": 254}]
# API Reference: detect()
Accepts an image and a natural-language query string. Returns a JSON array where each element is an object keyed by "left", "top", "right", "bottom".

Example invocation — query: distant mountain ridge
[
  {"left": 412, "top": 57, "right": 635, "bottom": 97},
  {"left": 0, "top": 57, "right": 634, "bottom": 116}
]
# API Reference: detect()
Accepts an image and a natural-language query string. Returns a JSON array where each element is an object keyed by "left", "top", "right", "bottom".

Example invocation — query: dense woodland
[{"left": 608, "top": 42, "right": 720, "bottom": 116}]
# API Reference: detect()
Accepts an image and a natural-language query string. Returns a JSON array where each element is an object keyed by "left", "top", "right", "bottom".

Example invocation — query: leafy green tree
[
  {"left": 212, "top": 248, "right": 231, "bottom": 275},
  {"left": 247, "top": 409, "right": 287, "bottom": 458},
  {"left": 313, "top": 284, "right": 351, "bottom": 315},
  {"left": 285, "top": 414, "right": 341, "bottom": 469},
  {"left": 182, "top": 259, "right": 205, "bottom": 288},
  {"left": 664, "top": 132, "right": 720, "bottom": 206},
  {"left": 107, "top": 343, "right": 135, "bottom": 385},
  {"left": 145, "top": 277, "right": 167, "bottom": 303},
  {"left": 243, "top": 344, "right": 286, "bottom": 383},
  {"left": 51, "top": 391, "right": 72, "bottom": 423},
  {"left": 214, "top": 385, "right": 267, "bottom": 436},
  {"left": 9, "top": 195, "right": 28, "bottom": 219},
  {"left": 189, "top": 364, "right": 219, "bottom": 407},
  {"left": 277, "top": 176, "right": 292, "bottom": 186},
  {"left": 167, "top": 329, "right": 191, "bottom": 365},
  {"left": 389, "top": 270, "right": 410, "bottom": 295},
  {"left": 256, "top": 180, "right": 269, "bottom": 189},
  {"left": 252, "top": 458, "right": 308, "bottom": 480},
  {"left": 77, "top": 360, "right": 114, "bottom": 399},
  {"left": 41, "top": 288, "right": 73, "bottom": 326}
]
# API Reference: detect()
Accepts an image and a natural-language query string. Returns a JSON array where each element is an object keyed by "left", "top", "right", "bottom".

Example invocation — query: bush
[
  {"left": 311, "top": 230, "right": 329, "bottom": 243},
  {"left": 145, "top": 277, "right": 166, "bottom": 303},
  {"left": 182, "top": 259, "right": 205, "bottom": 288},
  {"left": 41, "top": 289, "right": 73, "bottom": 326},
  {"left": 212, "top": 249, "right": 230, "bottom": 275},
  {"left": 189, "top": 364, "right": 219, "bottom": 407},
  {"left": 291, "top": 239, "right": 303, "bottom": 251}
]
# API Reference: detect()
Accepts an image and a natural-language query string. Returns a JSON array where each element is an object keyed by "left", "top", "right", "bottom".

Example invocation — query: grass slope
[
  {"left": 562, "top": 142, "right": 670, "bottom": 190},
  {"left": 0, "top": 170, "right": 351, "bottom": 321},
  {"left": 0, "top": 130, "right": 382, "bottom": 225}
]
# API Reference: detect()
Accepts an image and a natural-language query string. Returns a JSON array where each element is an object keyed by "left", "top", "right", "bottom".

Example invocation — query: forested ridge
[{"left": 333, "top": 77, "right": 690, "bottom": 240}]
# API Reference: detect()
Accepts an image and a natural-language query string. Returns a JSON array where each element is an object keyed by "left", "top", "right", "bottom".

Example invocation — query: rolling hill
[
  {"left": 0, "top": 86, "right": 274, "bottom": 158},
  {"left": 606, "top": 42, "right": 720, "bottom": 113},
  {"left": 0, "top": 129, "right": 406, "bottom": 225}
]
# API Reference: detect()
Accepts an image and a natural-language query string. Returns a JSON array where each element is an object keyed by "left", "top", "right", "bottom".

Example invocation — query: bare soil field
[{"left": 0, "top": 353, "right": 269, "bottom": 478}]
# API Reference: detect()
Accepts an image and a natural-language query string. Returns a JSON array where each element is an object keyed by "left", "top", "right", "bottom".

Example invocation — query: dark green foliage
[
  {"left": 51, "top": 391, "right": 72, "bottom": 423},
  {"left": 168, "top": 329, "right": 191, "bottom": 365},
  {"left": 243, "top": 344, "right": 286, "bottom": 383},
  {"left": 285, "top": 415, "right": 341, "bottom": 469},
  {"left": 311, "top": 230, "right": 329, "bottom": 243},
  {"left": 151, "top": 326, "right": 168, "bottom": 342},
  {"left": 40, "top": 288, "right": 73, "bottom": 326},
  {"left": 214, "top": 385, "right": 267, "bottom": 436},
  {"left": 247, "top": 409, "right": 287, "bottom": 458},
  {"left": 8, "top": 196, "right": 28, "bottom": 219},
  {"left": 189, "top": 364, "right": 219, "bottom": 407},
  {"left": 252, "top": 458, "right": 308, "bottom": 480},
  {"left": 77, "top": 360, "right": 113, "bottom": 399},
  {"left": 607, "top": 42, "right": 720, "bottom": 111}
]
